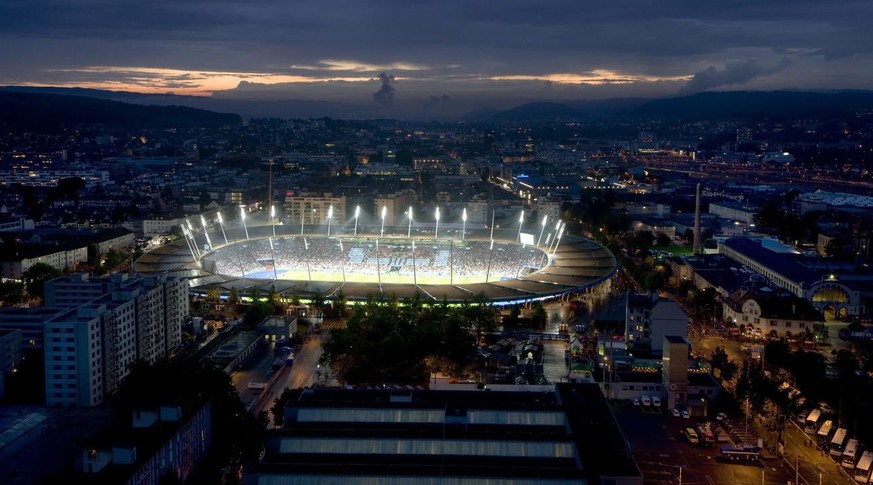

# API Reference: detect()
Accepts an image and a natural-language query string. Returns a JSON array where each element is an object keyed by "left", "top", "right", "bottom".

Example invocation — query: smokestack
[{"left": 693, "top": 183, "right": 702, "bottom": 255}]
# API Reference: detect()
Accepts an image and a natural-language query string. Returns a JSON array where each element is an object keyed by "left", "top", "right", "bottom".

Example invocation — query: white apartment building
[
  {"left": 374, "top": 189, "right": 416, "bottom": 227},
  {"left": 0, "top": 244, "right": 88, "bottom": 279},
  {"left": 283, "top": 194, "right": 347, "bottom": 226},
  {"left": 44, "top": 307, "right": 104, "bottom": 407}
]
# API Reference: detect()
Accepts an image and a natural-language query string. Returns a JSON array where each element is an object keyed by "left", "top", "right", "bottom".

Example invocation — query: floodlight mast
[
  {"left": 327, "top": 205, "right": 334, "bottom": 237},
  {"left": 270, "top": 205, "right": 276, "bottom": 238},
  {"left": 462, "top": 208, "right": 467, "bottom": 241},
  {"left": 200, "top": 215, "right": 213, "bottom": 250},
  {"left": 240, "top": 206, "right": 249, "bottom": 240},
  {"left": 217, "top": 212, "right": 229, "bottom": 245},
  {"left": 354, "top": 205, "right": 360, "bottom": 236},
  {"left": 380, "top": 205, "right": 387, "bottom": 237},
  {"left": 435, "top": 207, "right": 440, "bottom": 240},
  {"left": 537, "top": 215, "right": 548, "bottom": 247},
  {"left": 407, "top": 206, "right": 413, "bottom": 238},
  {"left": 517, "top": 211, "right": 524, "bottom": 243}
]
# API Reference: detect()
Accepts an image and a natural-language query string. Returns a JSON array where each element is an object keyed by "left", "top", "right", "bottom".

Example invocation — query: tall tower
[{"left": 693, "top": 183, "right": 702, "bottom": 255}]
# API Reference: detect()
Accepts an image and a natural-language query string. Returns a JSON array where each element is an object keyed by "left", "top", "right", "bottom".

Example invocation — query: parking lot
[{"left": 612, "top": 402, "right": 796, "bottom": 484}]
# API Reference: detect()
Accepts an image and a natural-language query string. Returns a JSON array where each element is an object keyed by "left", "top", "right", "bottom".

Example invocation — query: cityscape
[{"left": 2, "top": 2, "right": 873, "bottom": 485}]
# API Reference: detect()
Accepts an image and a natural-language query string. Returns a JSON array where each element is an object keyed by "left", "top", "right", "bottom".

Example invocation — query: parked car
[
  {"left": 681, "top": 409, "right": 690, "bottom": 419},
  {"left": 671, "top": 408, "right": 681, "bottom": 417},
  {"left": 652, "top": 396, "right": 661, "bottom": 407},
  {"left": 716, "top": 412, "right": 728, "bottom": 421},
  {"left": 632, "top": 398, "right": 640, "bottom": 406},
  {"left": 641, "top": 396, "right": 652, "bottom": 406}
]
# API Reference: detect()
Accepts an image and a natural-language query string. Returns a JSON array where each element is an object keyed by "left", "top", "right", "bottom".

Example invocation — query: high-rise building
[
  {"left": 374, "top": 189, "right": 416, "bottom": 227},
  {"left": 0, "top": 272, "right": 188, "bottom": 406}
]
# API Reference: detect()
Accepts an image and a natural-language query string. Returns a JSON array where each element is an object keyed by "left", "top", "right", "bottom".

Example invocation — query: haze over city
[{"left": 4, "top": 0, "right": 873, "bottom": 117}]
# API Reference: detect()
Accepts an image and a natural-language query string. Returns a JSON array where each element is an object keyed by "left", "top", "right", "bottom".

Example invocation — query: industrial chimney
[{"left": 693, "top": 183, "right": 702, "bottom": 255}]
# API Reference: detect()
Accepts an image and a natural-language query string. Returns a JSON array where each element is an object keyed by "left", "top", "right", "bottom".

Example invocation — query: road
[{"left": 691, "top": 331, "right": 855, "bottom": 485}]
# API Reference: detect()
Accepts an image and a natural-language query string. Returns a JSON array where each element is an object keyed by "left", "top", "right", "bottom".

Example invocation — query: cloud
[
  {"left": 679, "top": 59, "right": 791, "bottom": 94},
  {"left": 423, "top": 94, "right": 449, "bottom": 112},
  {"left": 290, "top": 59, "right": 431, "bottom": 72},
  {"left": 372, "top": 72, "right": 395, "bottom": 107}
]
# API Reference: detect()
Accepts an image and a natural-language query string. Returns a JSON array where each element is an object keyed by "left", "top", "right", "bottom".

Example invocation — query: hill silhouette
[{"left": 0, "top": 90, "right": 241, "bottom": 131}]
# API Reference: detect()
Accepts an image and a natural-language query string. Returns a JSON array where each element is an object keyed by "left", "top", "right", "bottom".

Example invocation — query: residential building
[
  {"left": 722, "top": 288, "right": 824, "bottom": 339},
  {"left": 0, "top": 244, "right": 88, "bottom": 279},
  {"left": 625, "top": 293, "right": 688, "bottom": 354}
]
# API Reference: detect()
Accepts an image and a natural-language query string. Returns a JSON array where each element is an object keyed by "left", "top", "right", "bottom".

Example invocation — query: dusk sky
[{"left": 3, "top": 0, "right": 873, "bottom": 114}]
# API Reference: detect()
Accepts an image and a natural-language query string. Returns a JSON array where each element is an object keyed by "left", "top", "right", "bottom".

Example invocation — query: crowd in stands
[{"left": 202, "top": 236, "right": 546, "bottom": 281}]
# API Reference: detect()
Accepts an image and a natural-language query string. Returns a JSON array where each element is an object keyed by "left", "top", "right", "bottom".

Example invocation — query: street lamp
[
  {"left": 240, "top": 206, "right": 249, "bottom": 240},
  {"left": 327, "top": 205, "right": 333, "bottom": 237},
  {"left": 380, "top": 205, "right": 387, "bottom": 238},
  {"left": 537, "top": 215, "right": 548, "bottom": 247},
  {"left": 216, "top": 211, "right": 228, "bottom": 245},
  {"left": 462, "top": 207, "right": 467, "bottom": 241},
  {"left": 434, "top": 207, "right": 440, "bottom": 239},
  {"left": 354, "top": 205, "right": 360, "bottom": 236},
  {"left": 517, "top": 211, "right": 524, "bottom": 243},
  {"left": 407, "top": 206, "right": 413, "bottom": 238}
]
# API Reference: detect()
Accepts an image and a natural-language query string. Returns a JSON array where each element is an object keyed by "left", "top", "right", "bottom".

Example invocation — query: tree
[
  {"left": 333, "top": 289, "right": 348, "bottom": 318},
  {"left": 0, "top": 280, "right": 25, "bottom": 305},
  {"left": 310, "top": 291, "right": 326, "bottom": 317},
  {"left": 531, "top": 302, "right": 547, "bottom": 329},
  {"left": 656, "top": 232, "right": 672, "bottom": 247},
  {"left": 243, "top": 301, "right": 275, "bottom": 326},
  {"left": 22, "top": 262, "right": 63, "bottom": 300},
  {"left": 228, "top": 287, "right": 239, "bottom": 307}
]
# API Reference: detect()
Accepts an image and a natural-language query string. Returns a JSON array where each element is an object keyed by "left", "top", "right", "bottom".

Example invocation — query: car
[
  {"left": 632, "top": 398, "right": 640, "bottom": 406},
  {"left": 681, "top": 409, "right": 690, "bottom": 419},
  {"left": 652, "top": 396, "right": 661, "bottom": 407},
  {"left": 641, "top": 396, "right": 651, "bottom": 406},
  {"left": 671, "top": 408, "right": 681, "bottom": 417},
  {"left": 716, "top": 412, "right": 727, "bottom": 421}
]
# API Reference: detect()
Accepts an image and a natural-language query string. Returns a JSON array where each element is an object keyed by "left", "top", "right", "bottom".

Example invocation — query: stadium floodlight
[
  {"left": 200, "top": 215, "right": 213, "bottom": 250},
  {"left": 240, "top": 206, "right": 249, "bottom": 240},
  {"left": 354, "top": 205, "right": 360, "bottom": 236},
  {"left": 217, "top": 211, "right": 228, "bottom": 245},
  {"left": 180, "top": 225, "right": 197, "bottom": 261},
  {"left": 434, "top": 207, "right": 440, "bottom": 240},
  {"left": 550, "top": 221, "right": 563, "bottom": 253},
  {"left": 537, "top": 215, "right": 548, "bottom": 247},
  {"left": 380, "top": 205, "right": 387, "bottom": 238},
  {"left": 517, "top": 211, "right": 524, "bottom": 243},
  {"left": 462, "top": 207, "right": 467, "bottom": 241},
  {"left": 407, "top": 206, "right": 413, "bottom": 238},
  {"left": 270, "top": 204, "right": 276, "bottom": 238},
  {"left": 552, "top": 224, "right": 565, "bottom": 255},
  {"left": 327, "top": 205, "right": 334, "bottom": 237}
]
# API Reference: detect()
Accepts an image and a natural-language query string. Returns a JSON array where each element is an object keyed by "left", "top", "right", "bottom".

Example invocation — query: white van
[{"left": 641, "top": 396, "right": 652, "bottom": 406}]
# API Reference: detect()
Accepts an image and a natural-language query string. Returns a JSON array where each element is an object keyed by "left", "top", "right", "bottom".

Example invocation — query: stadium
[{"left": 133, "top": 213, "right": 618, "bottom": 305}]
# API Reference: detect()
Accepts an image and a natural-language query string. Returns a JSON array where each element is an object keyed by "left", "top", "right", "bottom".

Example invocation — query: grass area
[{"left": 656, "top": 245, "right": 693, "bottom": 256}]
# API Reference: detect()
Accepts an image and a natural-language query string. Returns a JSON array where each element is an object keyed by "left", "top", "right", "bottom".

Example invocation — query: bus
[
  {"left": 683, "top": 427, "right": 700, "bottom": 445},
  {"left": 830, "top": 428, "right": 849, "bottom": 457},
  {"left": 843, "top": 439, "right": 862, "bottom": 469},
  {"left": 854, "top": 450, "right": 872, "bottom": 483},
  {"left": 804, "top": 409, "right": 822, "bottom": 434},
  {"left": 720, "top": 444, "right": 761, "bottom": 463},
  {"left": 817, "top": 419, "right": 834, "bottom": 444}
]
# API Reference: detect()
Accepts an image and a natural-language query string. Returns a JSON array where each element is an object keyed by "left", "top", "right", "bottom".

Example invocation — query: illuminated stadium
[{"left": 134, "top": 214, "right": 618, "bottom": 305}]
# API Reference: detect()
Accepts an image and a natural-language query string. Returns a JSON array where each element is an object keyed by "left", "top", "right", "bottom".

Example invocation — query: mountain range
[{"left": 4, "top": 86, "right": 873, "bottom": 124}]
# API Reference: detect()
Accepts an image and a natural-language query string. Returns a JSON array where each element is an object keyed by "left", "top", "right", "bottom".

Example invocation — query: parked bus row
[{"left": 803, "top": 408, "right": 872, "bottom": 483}]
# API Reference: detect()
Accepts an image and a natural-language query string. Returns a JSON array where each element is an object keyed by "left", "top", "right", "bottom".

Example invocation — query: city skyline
[{"left": 3, "top": 0, "right": 873, "bottom": 117}]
